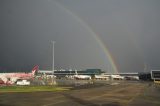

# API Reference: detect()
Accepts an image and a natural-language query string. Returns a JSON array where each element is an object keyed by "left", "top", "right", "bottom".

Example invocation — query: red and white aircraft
[{"left": 0, "top": 65, "right": 39, "bottom": 85}]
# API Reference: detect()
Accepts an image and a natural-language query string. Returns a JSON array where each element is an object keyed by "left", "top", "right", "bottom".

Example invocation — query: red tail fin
[{"left": 31, "top": 65, "right": 39, "bottom": 75}]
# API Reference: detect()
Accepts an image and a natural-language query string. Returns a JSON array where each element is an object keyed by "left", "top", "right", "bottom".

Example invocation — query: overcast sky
[{"left": 0, "top": 0, "right": 160, "bottom": 72}]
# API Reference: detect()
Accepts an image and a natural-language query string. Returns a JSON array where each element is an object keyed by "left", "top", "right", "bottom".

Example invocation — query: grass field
[{"left": 0, "top": 86, "right": 71, "bottom": 92}]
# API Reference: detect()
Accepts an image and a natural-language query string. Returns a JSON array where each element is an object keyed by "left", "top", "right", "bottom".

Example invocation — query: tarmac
[{"left": 0, "top": 81, "right": 160, "bottom": 106}]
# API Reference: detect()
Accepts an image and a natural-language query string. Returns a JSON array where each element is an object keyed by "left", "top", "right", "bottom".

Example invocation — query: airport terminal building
[
  {"left": 38, "top": 69, "right": 102, "bottom": 76},
  {"left": 38, "top": 69, "right": 155, "bottom": 81}
]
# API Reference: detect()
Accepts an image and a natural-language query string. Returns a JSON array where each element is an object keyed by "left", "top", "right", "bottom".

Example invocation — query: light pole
[
  {"left": 52, "top": 41, "right": 56, "bottom": 85},
  {"left": 52, "top": 41, "right": 55, "bottom": 73}
]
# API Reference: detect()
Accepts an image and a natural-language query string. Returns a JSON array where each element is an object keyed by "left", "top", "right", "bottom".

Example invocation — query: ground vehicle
[{"left": 16, "top": 80, "right": 30, "bottom": 85}]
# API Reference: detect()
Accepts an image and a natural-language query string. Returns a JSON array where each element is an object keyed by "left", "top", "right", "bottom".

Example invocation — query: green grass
[{"left": 0, "top": 86, "right": 72, "bottom": 92}]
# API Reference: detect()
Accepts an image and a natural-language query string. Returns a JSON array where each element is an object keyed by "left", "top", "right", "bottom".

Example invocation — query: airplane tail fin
[
  {"left": 75, "top": 70, "right": 78, "bottom": 75},
  {"left": 31, "top": 65, "right": 39, "bottom": 75}
]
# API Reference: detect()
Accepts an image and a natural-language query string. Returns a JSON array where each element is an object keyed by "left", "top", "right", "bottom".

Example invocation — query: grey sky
[{"left": 0, "top": 0, "right": 160, "bottom": 72}]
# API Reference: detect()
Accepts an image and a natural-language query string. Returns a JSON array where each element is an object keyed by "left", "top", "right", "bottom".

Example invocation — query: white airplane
[
  {"left": 73, "top": 70, "right": 91, "bottom": 80},
  {"left": 111, "top": 75, "right": 124, "bottom": 80},
  {"left": 0, "top": 65, "right": 39, "bottom": 85},
  {"left": 74, "top": 75, "right": 91, "bottom": 80},
  {"left": 94, "top": 75, "right": 109, "bottom": 80}
]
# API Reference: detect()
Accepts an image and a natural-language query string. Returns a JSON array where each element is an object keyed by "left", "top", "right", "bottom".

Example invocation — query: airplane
[
  {"left": 94, "top": 75, "right": 110, "bottom": 80},
  {"left": 73, "top": 70, "right": 91, "bottom": 80},
  {"left": 0, "top": 65, "right": 39, "bottom": 85},
  {"left": 74, "top": 75, "right": 91, "bottom": 80},
  {"left": 111, "top": 75, "right": 124, "bottom": 80}
]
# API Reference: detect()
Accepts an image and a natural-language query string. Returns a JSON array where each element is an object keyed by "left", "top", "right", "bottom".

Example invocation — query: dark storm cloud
[
  {"left": 0, "top": 0, "right": 160, "bottom": 72},
  {"left": 56, "top": 0, "right": 160, "bottom": 72}
]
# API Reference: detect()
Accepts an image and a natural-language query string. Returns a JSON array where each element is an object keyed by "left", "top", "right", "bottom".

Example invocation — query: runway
[{"left": 0, "top": 81, "right": 160, "bottom": 106}]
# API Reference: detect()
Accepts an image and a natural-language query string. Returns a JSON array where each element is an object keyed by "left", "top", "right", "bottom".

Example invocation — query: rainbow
[{"left": 54, "top": 1, "right": 119, "bottom": 73}]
